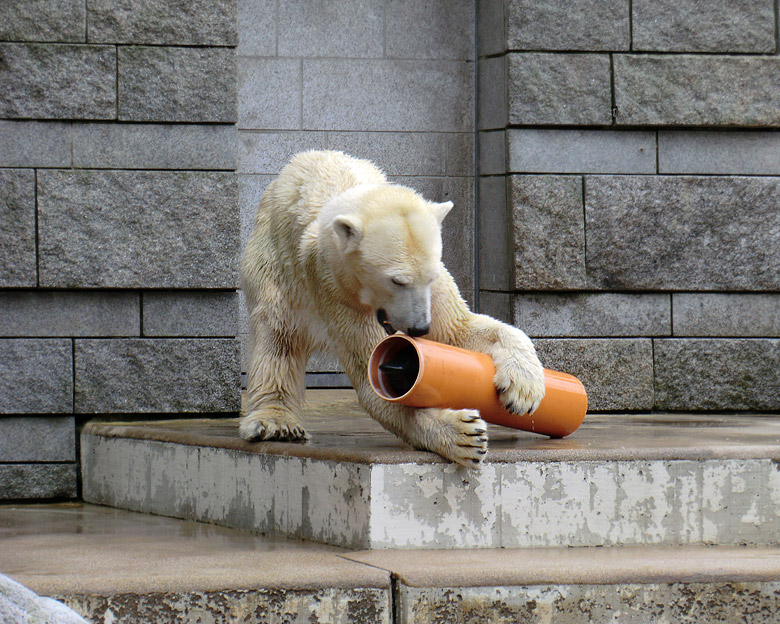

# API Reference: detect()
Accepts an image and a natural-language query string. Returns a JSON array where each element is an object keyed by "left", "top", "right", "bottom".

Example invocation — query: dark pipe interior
[{"left": 378, "top": 342, "right": 419, "bottom": 398}]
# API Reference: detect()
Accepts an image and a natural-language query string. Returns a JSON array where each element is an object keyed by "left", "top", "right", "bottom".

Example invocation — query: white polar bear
[{"left": 240, "top": 151, "right": 545, "bottom": 466}]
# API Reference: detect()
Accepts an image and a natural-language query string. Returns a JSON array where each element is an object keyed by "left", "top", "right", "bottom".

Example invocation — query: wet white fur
[{"left": 240, "top": 151, "right": 545, "bottom": 466}]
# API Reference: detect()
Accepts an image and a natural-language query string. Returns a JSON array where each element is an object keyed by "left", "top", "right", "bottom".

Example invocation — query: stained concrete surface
[
  {"left": 0, "top": 503, "right": 391, "bottom": 624},
  {"left": 85, "top": 389, "right": 780, "bottom": 463},
  {"left": 399, "top": 583, "right": 780, "bottom": 624},
  {"left": 3, "top": 504, "right": 780, "bottom": 624},
  {"left": 80, "top": 390, "right": 780, "bottom": 550},
  {"left": 344, "top": 545, "right": 780, "bottom": 587},
  {"left": 0, "top": 503, "right": 383, "bottom": 596}
]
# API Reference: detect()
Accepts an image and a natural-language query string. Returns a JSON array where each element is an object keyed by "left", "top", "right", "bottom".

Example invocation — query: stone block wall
[
  {"left": 236, "top": 0, "right": 476, "bottom": 385},
  {"left": 3, "top": 0, "right": 778, "bottom": 500},
  {"left": 478, "top": 0, "right": 780, "bottom": 411},
  {"left": 0, "top": 0, "right": 240, "bottom": 499}
]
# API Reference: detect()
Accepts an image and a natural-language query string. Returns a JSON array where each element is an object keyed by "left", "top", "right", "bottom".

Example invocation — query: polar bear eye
[{"left": 391, "top": 277, "right": 408, "bottom": 287}]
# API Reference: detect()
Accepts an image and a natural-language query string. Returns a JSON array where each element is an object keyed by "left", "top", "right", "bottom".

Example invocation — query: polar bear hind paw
[{"left": 239, "top": 406, "right": 310, "bottom": 442}]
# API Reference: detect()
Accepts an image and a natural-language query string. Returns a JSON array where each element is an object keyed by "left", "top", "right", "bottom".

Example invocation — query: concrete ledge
[
  {"left": 3, "top": 504, "right": 780, "bottom": 624},
  {"left": 397, "top": 582, "right": 780, "bottom": 623},
  {"left": 344, "top": 545, "right": 780, "bottom": 587},
  {"left": 81, "top": 390, "right": 780, "bottom": 549},
  {"left": 0, "top": 504, "right": 390, "bottom": 624}
]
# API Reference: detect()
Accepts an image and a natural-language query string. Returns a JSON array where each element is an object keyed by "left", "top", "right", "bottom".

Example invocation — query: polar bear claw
[{"left": 239, "top": 407, "right": 310, "bottom": 442}]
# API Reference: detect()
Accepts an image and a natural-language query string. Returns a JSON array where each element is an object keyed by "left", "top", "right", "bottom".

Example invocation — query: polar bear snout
[
  {"left": 378, "top": 284, "right": 432, "bottom": 338},
  {"left": 406, "top": 324, "right": 430, "bottom": 337},
  {"left": 376, "top": 308, "right": 430, "bottom": 337}
]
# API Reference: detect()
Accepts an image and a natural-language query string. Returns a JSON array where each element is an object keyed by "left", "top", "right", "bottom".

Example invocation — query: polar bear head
[{"left": 321, "top": 184, "right": 453, "bottom": 337}]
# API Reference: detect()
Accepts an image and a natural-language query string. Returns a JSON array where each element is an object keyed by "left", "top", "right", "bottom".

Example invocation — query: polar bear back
[
  {"left": 242, "top": 150, "right": 388, "bottom": 306},
  {"left": 271, "top": 150, "right": 386, "bottom": 227}
]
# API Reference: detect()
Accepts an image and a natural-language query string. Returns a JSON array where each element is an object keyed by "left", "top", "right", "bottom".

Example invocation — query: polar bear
[{"left": 240, "top": 151, "right": 545, "bottom": 466}]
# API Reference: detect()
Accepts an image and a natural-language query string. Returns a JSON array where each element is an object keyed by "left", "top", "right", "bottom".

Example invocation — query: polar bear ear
[
  {"left": 430, "top": 201, "right": 454, "bottom": 224},
  {"left": 332, "top": 214, "right": 363, "bottom": 253}
]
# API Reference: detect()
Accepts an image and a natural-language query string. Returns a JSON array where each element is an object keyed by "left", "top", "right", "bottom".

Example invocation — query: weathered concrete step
[
  {"left": 81, "top": 390, "right": 780, "bottom": 549},
  {"left": 2, "top": 504, "right": 780, "bottom": 624},
  {"left": 346, "top": 547, "right": 780, "bottom": 624},
  {"left": 0, "top": 503, "right": 391, "bottom": 624}
]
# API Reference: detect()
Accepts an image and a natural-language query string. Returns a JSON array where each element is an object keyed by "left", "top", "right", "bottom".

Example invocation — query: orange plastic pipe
[{"left": 368, "top": 334, "right": 587, "bottom": 438}]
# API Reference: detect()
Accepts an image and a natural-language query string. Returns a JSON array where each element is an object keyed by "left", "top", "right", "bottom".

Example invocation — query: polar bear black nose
[{"left": 407, "top": 325, "right": 430, "bottom": 337}]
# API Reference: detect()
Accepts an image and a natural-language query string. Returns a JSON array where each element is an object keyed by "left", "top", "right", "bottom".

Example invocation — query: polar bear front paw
[
  {"left": 239, "top": 405, "right": 310, "bottom": 442},
  {"left": 493, "top": 347, "right": 546, "bottom": 417},
  {"left": 432, "top": 408, "right": 488, "bottom": 467}
]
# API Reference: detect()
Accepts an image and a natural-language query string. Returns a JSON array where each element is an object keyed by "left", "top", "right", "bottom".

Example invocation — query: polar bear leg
[
  {"left": 430, "top": 274, "right": 546, "bottom": 418},
  {"left": 240, "top": 316, "right": 311, "bottom": 442},
  {"left": 353, "top": 383, "right": 488, "bottom": 466},
  {"left": 456, "top": 314, "right": 546, "bottom": 418}
]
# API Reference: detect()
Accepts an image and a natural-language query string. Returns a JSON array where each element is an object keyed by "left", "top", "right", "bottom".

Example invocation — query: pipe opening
[{"left": 370, "top": 338, "right": 420, "bottom": 399}]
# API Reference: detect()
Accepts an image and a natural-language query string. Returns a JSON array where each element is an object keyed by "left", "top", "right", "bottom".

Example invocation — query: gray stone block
[
  {"left": 507, "top": 0, "right": 630, "bottom": 51},
  {"left": 238, "top": 131, "right": 327, "bottom": 174},
  {"left": 0, "top": 169, "right": 36, "bottom": 287},
  {"left": 632, "top": 0, "right": 775, "bottom": 53},
  {"left": 0, "top": 0, "right": 85, "bottom": 42},
  {"left": 237, "top": 0, "right": 277, "bottom": 56},
  {"left": 73, "top": 124, "right": 237, "bottom": 170},
  {"left": 308, "top": 350, "right": 343, "bottom": 373},
  {"left": 38, "top": 170, "right": 239, "bottom": 288},
  {"left": 508, "top": 129, "right": 656, "bottom": 174},
  {"left": 0, "top": 292, "right": 139, "bottom": 337},
  {"left": 477, "top": 176, "right": 512, "bottom": 291},
  {"left": 238, "top": 289, "right": 249, "bottom": 373},
  {"left": 239, "top": 174, "right": 274, "bottom": 251},
  {"left": 306, "top": 373, "right": 352, "bottom": 388},
  {"left": 75, "top": 339, "right": 240, "bottom": 413},
  {"left": 0, "top": 464, "right": 77, "bottom": 500},
  {"left": 673, "top": 294, "right": 780, "bottom": 337},
  {"left": 477, "top": 0, "right": 506, "bottom": 56},
  {"left": 478, "top": 291, "right": 512, "bottom": 324},
  {"left": 303, "top": 59, "right": 473, "bottom": 132},
  {"left": 238, "top": 58, "right": 302, "bottom": 130},
  {"left": 659, "top": 131, "right": 780, "bottom": 175},
  {"left": 446, "top": 133, "right": 475, "bottom": 177},
  {"left": 278, "top": 0, "right": 383, "bottom": 58},
  {"left": 238, "top": 290, "right": 248, "bottom": 336},
  {"left": 386, "top": 0, "right": 475, "bottom": 60},
  {"left": 479, "top": 130, "right": 506, "bottom": 175},
  {"left": 654, "top": 339, "right": 780, "bottom": 410},
  {"left": 391, "top": 176, "right": 475, "bottom": 301},
  {"left": 88, "top": 0, "right": 237, "bottom": 45},
  {"left": 118, "top": 47, "right": 236, "bottom": 123},
  {"left": 478, "top": 56, "right": 507, "bottom": 130},
  {"left": 534, "top": 339, "right": 654, "bottom": 411},
  {"left": 0, "top": 121, "right": 71, "bottom": 168},
  {"left": 0, "top": 339, "right": 72, "bottom": 414},
  {"left": 143, "top": 292, "right": 239, "bottom": 337},
  {"left": 328, "top": 132, "right": 448, "bottom": 176},
  {"left": 515, "top": 294, "right": 671, "bottom": 337},
  {"left": 614, "top": 55, "right": 780, "bottom": 126},
  {"left": 0, "top": 44, "right": 116, "bottom": 120},
  {"left": 585, "top": 176, "right": 780, "bottom": 290},
  {"left": 508, "top": 54, "right": 612, "bottom": 126},
  {"left": 239, "top": 334, "right": 249, "bottom": 374},
  {"left": 510, "top": 175, "right": 587, "bottom": 290},
  {"left": 0, "top": 417, "right": 75, "bottom": 462}
]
